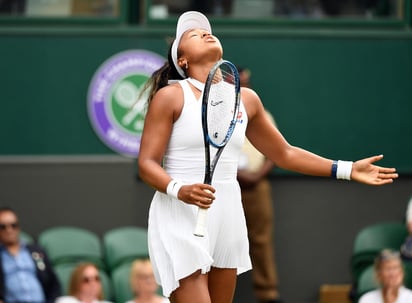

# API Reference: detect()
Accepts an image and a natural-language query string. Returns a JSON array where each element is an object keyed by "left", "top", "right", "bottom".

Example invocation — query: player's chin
[{"left": 207, "top": 44, "right": 223, "bottom": 57}]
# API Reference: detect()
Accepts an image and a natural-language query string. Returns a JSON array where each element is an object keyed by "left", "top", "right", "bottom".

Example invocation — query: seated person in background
[
  {"left": 359, "top": 249, "right": 412, "bottom": 303},
  {"left": 0, "top": 0, "right": 25, "bottom": 15},
  {"left": 126, "top": 259, "right": 169, "bottom": 303},
  {"left": 401, "top": 196, "right": 412, "bottom": 259},
  {"left": 56, "top": 262, "right": 112, "bottom": 303},
  {"left": 0, "top": 206, "right": 61, "bottom": 303}
]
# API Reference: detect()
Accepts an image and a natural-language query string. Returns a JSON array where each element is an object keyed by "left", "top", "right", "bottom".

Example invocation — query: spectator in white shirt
[{"left": 359, "top": 249, "right": 412, "bottom": 303}]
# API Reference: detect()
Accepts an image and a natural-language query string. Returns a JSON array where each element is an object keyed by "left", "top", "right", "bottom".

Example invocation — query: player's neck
[{"left": 187, "top": 62, "right": 216, "bottom": 83}]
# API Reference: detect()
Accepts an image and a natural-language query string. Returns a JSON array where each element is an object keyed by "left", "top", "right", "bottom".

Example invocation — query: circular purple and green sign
[{"left": 88, "top": 49, "right": 165, "bottom": 157}]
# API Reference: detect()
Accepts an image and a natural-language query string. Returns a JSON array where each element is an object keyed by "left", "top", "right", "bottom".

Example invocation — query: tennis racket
[{"left": 193, "top": 59, "right": 241, "bottom": 237}]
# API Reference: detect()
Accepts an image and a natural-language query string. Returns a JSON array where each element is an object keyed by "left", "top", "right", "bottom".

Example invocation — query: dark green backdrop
[{"left": 1, "top": 28, "right": 411, "bottom": 172}]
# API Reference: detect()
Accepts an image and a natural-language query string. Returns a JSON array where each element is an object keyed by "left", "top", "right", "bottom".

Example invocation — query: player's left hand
[{"left": 351, "top": 155, "right": 398, "bottom": 185}]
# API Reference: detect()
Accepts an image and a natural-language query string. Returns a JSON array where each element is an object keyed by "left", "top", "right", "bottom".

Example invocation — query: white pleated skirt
[{"left": 148, "top": 180, "right": 252, "bottom": 297}]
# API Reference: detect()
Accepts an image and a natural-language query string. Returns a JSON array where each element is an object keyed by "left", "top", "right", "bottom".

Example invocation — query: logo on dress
[{"left": 211, "top": 100, "right": 224, "bottom": 106}]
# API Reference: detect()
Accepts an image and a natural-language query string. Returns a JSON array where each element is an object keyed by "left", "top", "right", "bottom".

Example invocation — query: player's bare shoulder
[{"left": 150, "top": 81, "right": 184, "bottom": 113}]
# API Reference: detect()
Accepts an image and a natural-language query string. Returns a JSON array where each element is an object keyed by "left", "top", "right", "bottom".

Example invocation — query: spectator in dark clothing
[{"left": 0, "top": 207, "right": 61, "bottom": 303}]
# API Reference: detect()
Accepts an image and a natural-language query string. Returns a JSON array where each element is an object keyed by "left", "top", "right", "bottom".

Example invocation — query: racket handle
[{"left": 194, "top": 207, "right": 208, "bottom": 237}]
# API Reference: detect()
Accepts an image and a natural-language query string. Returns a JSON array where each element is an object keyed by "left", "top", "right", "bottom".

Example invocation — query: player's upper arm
[{"left": 241, "top": 87, "right": 292, "bottom": 166}]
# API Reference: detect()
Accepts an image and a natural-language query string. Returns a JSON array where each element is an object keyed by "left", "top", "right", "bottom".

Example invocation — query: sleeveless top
[{"left": 163, "top": 79, "right": 246, "bottom": 183}]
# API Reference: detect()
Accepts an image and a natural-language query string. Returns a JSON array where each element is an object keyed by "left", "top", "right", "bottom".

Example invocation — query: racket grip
[{"left": 194, "top": 207, "right": 208, "bottom": 237}]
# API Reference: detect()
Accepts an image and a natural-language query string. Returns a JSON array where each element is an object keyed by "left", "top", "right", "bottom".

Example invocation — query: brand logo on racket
[{"left": 211, "top": 100, "right": 223, "bottom": 106}]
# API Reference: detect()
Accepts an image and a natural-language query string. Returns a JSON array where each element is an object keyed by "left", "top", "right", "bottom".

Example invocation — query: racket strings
[
  {"left": 207, "top": 66, "right": 238, "bottom": 147},
  {"left": 211, "top": 68, "right": 237, "bottom": 86}
]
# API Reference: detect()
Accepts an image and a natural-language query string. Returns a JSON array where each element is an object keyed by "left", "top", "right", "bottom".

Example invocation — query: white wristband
[
  {"left": 336, "top": 160, "right": 353, "bottom": 180},
  {"left": 166, "top": 180, "right": 183, "bottom": 200}
]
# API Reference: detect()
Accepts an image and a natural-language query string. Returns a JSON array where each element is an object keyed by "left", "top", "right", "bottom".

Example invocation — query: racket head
[{"left": 202, "top": 60, "right": 240, "bottom": 149}]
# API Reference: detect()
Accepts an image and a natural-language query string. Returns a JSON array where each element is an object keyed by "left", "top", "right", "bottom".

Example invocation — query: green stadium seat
[
  {"left": 53, "top": 263, "right": 74, "bottom": 295},
  {"left": 350, "top": 222, "right": 408, "bottom": 281},
  {"left": 356, "top": 264, "right": 379, "bottom": 302},
  {"left": 402, "top": 260, "right": 412, "bottom": 289},
  {"left": 111, "top": 262, "right": 134, "bottom": 303},
  {"left": 20, "top": 230, "right": 34, "bottom": 244},
  {"left": 103, "top": 226, "right": 149, "bottom": 271},
  {"left": 38, "top": 226, "right": 104, "bottom": 269}
]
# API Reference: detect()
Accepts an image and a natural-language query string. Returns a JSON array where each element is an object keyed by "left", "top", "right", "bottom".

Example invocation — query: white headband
[{"left": 171, "top": 11, "right": 212, "bottom": 78}]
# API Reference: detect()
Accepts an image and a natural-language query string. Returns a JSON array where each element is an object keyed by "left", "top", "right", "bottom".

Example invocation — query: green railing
[{"left": 0, "top": 0, "right": 410, "bottom": 29}]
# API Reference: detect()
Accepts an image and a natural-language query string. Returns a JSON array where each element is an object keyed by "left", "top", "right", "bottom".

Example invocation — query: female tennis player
[{"left": 137, "top": 11, "right": 398, "bottom": 303}]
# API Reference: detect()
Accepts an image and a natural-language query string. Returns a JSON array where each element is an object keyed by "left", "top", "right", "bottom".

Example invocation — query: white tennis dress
[{"left": 147, "top": 79, "right": 252, "bottom": 297}]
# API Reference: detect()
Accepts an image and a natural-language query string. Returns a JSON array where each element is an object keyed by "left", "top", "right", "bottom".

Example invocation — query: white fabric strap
[
  {"left": 187, "top": 77, "right": 205, "bottom": 91},
  {"left": 166, "top": 180, "right": 183, "bottom": 200},
  {"left": 336, "top": 160, "right": 353, "bottom": 180}
]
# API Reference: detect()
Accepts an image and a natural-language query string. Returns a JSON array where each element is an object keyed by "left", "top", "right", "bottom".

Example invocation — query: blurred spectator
[
  {"left": 148, "top": 0, "right": 398, "bottom": 18},
  {"left": 401, "top": 196, "right": 412, "bottom": 260},
  {"left": 273, "top": 0, "right": 323, "bottom": 17},
  {"left": 405, "top": 196, "right": 412, "bottom": 235},
  {"left": 190, "top": 0, "right": 233, "bottom": 15},
  {"left": 237, "top": 67, "right": 282, "bottom": 303},
  {"left": 150, "top": 0, "right": 190, "bottom": 16},
  {"left": 0, "top": 0, "right": 25, "bottom": 14},
  {"left": 0, "top": 206, "right": 61, "bottom": 303},
  {"left": 359, "top": 249, "right": 412, "bottom": 303},
  {"left": 150, "top": 0, "right": 235, "bottom": 16},
  {"left": 125, "top": 259, "right": 169, "bottom": 303},
  {"left": 56, "top": 263, "right": 112, "bottom": 303},
  {"left": 273, "top": 0, "right": 397, "bottom": 17}
]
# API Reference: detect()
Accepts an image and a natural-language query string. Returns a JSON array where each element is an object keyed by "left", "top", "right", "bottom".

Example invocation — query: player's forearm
[
  {"left": 276, "top": 145, "right": 334, "bottom": 177},
  {"left": 138, "top": 158, "right": 171, "bottom": 193}
]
